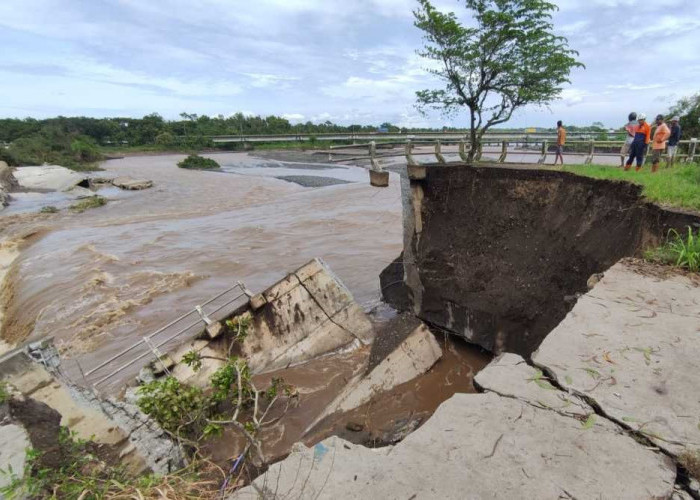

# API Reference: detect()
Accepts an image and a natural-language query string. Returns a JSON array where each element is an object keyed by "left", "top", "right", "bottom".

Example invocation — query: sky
[{"left": 1, "top": 0, "right": 699, "bottom": 128}]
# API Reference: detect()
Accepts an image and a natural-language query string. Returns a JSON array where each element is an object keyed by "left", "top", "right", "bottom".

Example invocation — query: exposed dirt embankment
[{"left": 401, "top": 164, "right": 700, "bottom": 356}]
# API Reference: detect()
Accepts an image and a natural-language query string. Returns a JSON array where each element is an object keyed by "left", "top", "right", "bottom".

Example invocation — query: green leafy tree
[
  {"left": 413, "top": 0, "right": 584, "bottom": 160},
  {"left": 668, "top": 93, "right": 700, "bottom": 141}
]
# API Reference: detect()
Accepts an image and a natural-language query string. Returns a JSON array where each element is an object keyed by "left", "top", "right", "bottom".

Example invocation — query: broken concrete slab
[
  {"left": 111, "top": 176, "right": 153, "bottom": 190},
  {"left": 533, "top": 260, "right": 700, "bottom": 457},
  {"left": 234, "top": 392, "right": 676, "bottom": 500},
  {"left": 307, "top": 323, "right": 442, "bottom": 432},
  {"left": 474, "top": 352, "right": 591, "bottom": 417},
  {"left": 170, "top": 340, "right": 226, "bottom": 389},
  {"left": 0, "top": 423, "right": 30, "bottom": 492},
  {"left": 12, "top": 165, "right": 87, "bottom": 192},
  {"left": 242, "top": 258, "right": 374, "bottom": 373}
]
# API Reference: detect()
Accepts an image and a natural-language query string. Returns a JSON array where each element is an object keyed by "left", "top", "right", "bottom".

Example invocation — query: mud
[
  {"left": 199, "top": 327, "right": 490, "bottom": 467},
  {"left": 7, "top": 397, "right": 63, "bottom": 469},
  {"left": 306, "top": 331, "right": 491, "bottom": 449},
  {"left": 404, "top": 164, "right": 700, "bottom": 356}
]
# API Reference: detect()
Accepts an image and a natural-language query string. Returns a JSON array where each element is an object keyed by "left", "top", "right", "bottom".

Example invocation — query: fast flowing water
[{"left": 0, "top": 153, "right": 403, "bottom": 387}]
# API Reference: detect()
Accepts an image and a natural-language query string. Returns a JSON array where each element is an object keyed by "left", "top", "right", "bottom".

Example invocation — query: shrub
[
  {"left": 137, "top": 377, "right": 213, "bottom": 438},
  {"left": 39, "top": 206, "right": 58, "bottom": 214},
  {"left": 177, "top": 154, "right": 220, "bottom": 170},
  {"left": 70, "top": 136, "right": 103, "bottom": 162},
  {"left": 155, "top": 132, "right": 176, "bottom": 146}
]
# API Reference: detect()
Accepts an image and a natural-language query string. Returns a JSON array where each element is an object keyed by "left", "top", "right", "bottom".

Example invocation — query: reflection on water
[{"left": 0, "top": 153, "right": 403, "bottom": 389}]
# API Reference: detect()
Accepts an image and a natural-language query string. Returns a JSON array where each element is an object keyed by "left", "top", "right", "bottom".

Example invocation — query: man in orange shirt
[
  {"left": 554, "top": 120, "right": 566, "bottom": 165},
  {"left": 624, "top": 113, "right": 651, "bottom": 171},
  {"left": 650, "top": 114, "right": 670, "bottom": 173}
]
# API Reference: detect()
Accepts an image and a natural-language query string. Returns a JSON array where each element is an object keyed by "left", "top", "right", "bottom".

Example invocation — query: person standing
[
  {"left": 554, "top": 120, "right": 566, "bottom": 165},
  {"left": 624, "top": 113, "right": 651, "bottom": 171},
  {"left": 666, "top": 116, "right": 682, "bottom": 168},
  {"left": 650, "top": 114, "right": 670, "bottom": 173},
  {"left": 621, "top": 112, "right": 638, "bottom": 167}
]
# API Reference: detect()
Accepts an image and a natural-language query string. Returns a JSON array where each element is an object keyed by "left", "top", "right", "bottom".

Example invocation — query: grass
[
  {"left": 645, "top": 227, "right": 700, "bottom": 272},
  {"left": 679, "top": 449, "right": 700, "bottom": 481},
  {"left": 0, "top": 381, "right": 8, "bottom": 404},
  {"left": 69, "top": 195, "right": 107, "bottom": 212},
  {"left": 0, "top": 426, "right": 228, "bottom": 499},
  {"left": 560, "top": 163, "right": 700, "bottom": 212}
]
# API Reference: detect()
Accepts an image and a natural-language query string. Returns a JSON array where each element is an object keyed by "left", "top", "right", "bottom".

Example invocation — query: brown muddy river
[{"left": 0, "top": 153, "right": 403, "bottom": 386}]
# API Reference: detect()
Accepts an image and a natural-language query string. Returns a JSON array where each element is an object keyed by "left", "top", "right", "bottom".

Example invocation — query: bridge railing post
[
  {"left": 687, "top": 138, "right": 698, "bottom": 163},
  {"left": 459, "top": 140, "right": 469, "bottom": 162},
  {"left": 369, "top": 141, "right": 382, "bottom": 171},
  {"left": 585, "top": 140, "right": 595, "bottom": 165},
  {"left": 405, "top": 140, "right": 418, "bottom": 166},
  {"left": 498, "top": 140, "right": 508, "bottom": 163},
  {"left": 537, "top": 140, "right": 547, "bottom": 164},
  {"left": 434, "top": 140, "right": 446, "bottom": 164}
]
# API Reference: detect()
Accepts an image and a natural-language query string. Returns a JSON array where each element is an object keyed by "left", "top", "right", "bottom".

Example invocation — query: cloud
[
  {"left": 281, "top": 113, "right": 306, "bottom": 122},
  {"left": 0, "top": 0, "right": 699, "bottom": 127}
]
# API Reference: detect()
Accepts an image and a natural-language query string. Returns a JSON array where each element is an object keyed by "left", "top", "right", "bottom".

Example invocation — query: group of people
[
  {"left": 622, "top": 113, "right": 682, "bottom": 172},
  {"left": 552, "top": 115, "right": 682, "bottom": 171}
]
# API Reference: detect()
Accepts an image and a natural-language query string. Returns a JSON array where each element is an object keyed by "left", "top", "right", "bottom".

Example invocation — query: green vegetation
[
  {"left": 0, "top": 426, "right": 225, "bottom": 499},
  {"left": 645, "top": 227, "right": 700, "bottom": 272},
  {"left": 414, "top": 0, "right": 583, "bottom": 160},
  {"left": 561, "top": 163, "right": 700, "bottom": 212},
  {"left": 138, "top": 315, "right": 296, "bottom": 464},
  {"left": 668, "top": 93, "right": 700, "bottom": 141},
  {"left": 0, "top": 381, "right": 8, "bottom": 404},
  {"left": 39, "top": 206, "right": 59, "bottom": 214},
  {"left": 69, "top": 195, "right": 107, "bottom": 212},
  {"left": 177, "top": 154, "right": 220, "bottom": 170}
]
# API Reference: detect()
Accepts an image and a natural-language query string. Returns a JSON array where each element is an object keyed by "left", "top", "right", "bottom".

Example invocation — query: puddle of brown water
[{"left": 201, "top": 332, "right": 491, "bottom": 465}]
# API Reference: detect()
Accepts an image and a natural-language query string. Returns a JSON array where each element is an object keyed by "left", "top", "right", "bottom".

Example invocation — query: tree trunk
[{"left": 468, "top": 107, "right": 478, "bottom": 163}]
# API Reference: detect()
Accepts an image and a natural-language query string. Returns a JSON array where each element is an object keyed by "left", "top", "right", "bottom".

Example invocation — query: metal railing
[
  {"left": 326, "top": 137, "right": 699, "bottom": 167},
  {"left": 85, "top": 281, "right": 253, "bottom": 388}
]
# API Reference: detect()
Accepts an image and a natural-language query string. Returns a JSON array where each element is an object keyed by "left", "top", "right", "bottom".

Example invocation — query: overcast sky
[{"left": 1, "top": 0, "right": 698, "bottom": 128}]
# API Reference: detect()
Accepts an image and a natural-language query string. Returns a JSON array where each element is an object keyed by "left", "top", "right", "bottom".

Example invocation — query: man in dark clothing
[
  {"left": 625, "top": 113, "right": 651, "bottom": 171},
  {"left": 666, "top": 116, "right": 682, "bottom": 168}
]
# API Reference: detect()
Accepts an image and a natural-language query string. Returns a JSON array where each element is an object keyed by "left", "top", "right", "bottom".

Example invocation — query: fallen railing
[{"left": 85, "top": 281, "right": 254, "bottom": 388}]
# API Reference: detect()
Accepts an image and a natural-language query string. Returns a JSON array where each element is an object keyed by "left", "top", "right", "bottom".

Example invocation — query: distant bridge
[{"left": 206, "top": 131, "right": 602, "bottom": 144}]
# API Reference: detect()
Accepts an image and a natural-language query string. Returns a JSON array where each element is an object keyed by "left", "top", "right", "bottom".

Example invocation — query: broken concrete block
[
  {"left": 474, "top": 352, "right": 591, "bottom": 417},
  {"left": 293, "top": 258, "right": 324, "bottom": 283},
  {"left": 262, "top": 273, "right": 300, "bottom": 303},
  {"left": 205, "top": 321, "right": 223, "bottom": 339},
  {"left": 236, "top": 392, "right": 676, "bottom": 500},
  {"left": 369, "top": 170, "right": 389, "bottom": 187},
  {"left": 12, "top": 165, "right": 87, "bottom": 192},
  {"left": 170, "top": 340, "right": 226, "bottom": 389},
  {"left": 407, "top": 164, "right": 426, "bottom": 180},
  {"left": 243, "top": 259, "right": 374, "bottom": 374},
  {"left": 111, "top": 177, "right": 153, "bottom": 190},
  {"left": 248, "top": 293, "right": 267, "bottom": 311},
  {"left": 532, "top": 260, "right": 700, "bottom": 458},
  {"left": 306, "top": 323, "right": 441, "bottom": 431}
]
